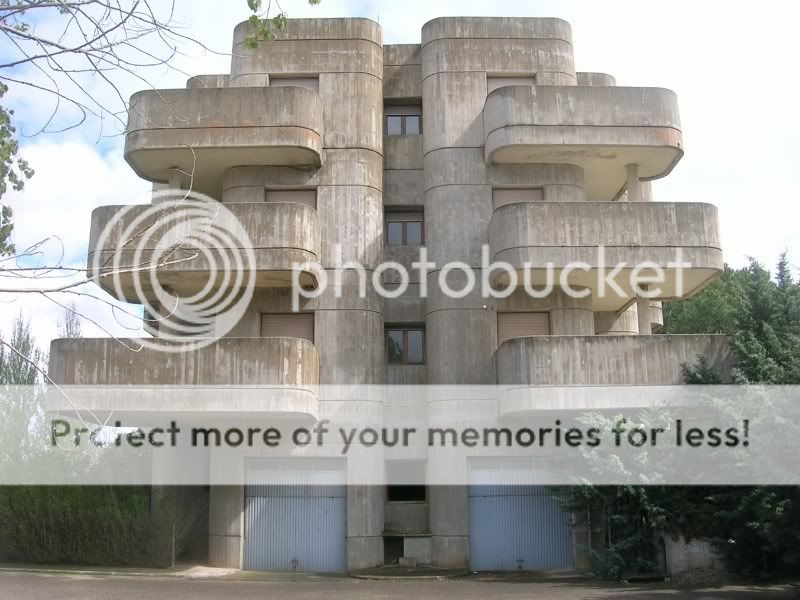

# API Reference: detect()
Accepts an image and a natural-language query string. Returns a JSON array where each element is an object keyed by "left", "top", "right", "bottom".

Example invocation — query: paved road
[{"left": 0, "top": 572, "right": 796, "bottom": 599}]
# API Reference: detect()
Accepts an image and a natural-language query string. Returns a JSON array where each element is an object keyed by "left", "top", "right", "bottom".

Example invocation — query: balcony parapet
[
  {"left": 496, "top": 334, "right": 732, "bottom": 415},
  {"left": 484, "top": 85, "right": 682, "bottom": 200},
  {"left": 88, "top": 201, "right": 320, "bottom": 300},
  {"left": 125, "top": 86, "right": 323, "bottom": 196},
  {"left": 47, "top": 337, "right": 320, "bottom": 419},
  {"left": 488, "top": 201, "right": 722, "bottom": 312}
]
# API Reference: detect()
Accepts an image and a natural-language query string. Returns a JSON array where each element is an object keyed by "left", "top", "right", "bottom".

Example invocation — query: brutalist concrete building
[{"left": 49, "top": 17, "right": 730, "bottom": 573}]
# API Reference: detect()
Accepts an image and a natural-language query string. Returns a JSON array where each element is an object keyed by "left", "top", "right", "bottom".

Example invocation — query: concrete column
[
  {"left": 636, "top": 292, "right": 652, "bottom": 335},
  {"left": 595, "top": 303, "right": 639, "bottom": 335},
  {"left": 626, "top": 163, "right": 643, "bottom": 203},
  {"left": 549, "top": 287, "right": 595, "bottom": 335},
  {"left": 208, "top": 486, "right": 243, "bottom": 568}
]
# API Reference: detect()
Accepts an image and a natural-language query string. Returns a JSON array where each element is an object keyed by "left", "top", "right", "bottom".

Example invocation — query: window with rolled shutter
[
  {"left": 260, "top": 313, "right": 314, "bottom": 343},
  {"left": 497, "top": 312, "right": 550, "bottom": 346}
]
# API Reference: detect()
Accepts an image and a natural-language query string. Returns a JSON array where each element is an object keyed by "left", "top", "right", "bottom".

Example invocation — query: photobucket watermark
[{"left": 291, "top": 245, "right": 691, "bottom": 310}]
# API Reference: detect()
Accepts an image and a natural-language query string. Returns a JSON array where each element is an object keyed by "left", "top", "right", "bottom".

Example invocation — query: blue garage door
[
  {"left": 244, "top": 459, "right": 346, "bottom": 573},
  {"left": 469, "top": 466, "right": 573, "bottom": 571}
]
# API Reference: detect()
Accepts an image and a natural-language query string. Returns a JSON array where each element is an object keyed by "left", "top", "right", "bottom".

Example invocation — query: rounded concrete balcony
[
  {"left": 496, "top": 335, "right": 733, "bottom": 415},
  {"left": 88, "top": 201, "right": 320, "bottom": 300},
  {"left": 47, "top": 337, "right": 320, "bottom": 419},
  {"left": 125, "top": 86, "right": 323, "bottom": 197},
  {"left": 484, "top": 85, "right": 682, "bottom": 200},
  {"left": 488, "top": 201, "right": 723, "bottom": 312}
]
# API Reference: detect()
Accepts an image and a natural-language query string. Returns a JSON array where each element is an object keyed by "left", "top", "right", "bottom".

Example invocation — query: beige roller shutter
[
  {"left": 497, "top": 312, "right": 550, "bottom": 346},
  {"left": 492, "top": 188, "right": 544, "bottom": 210},
  {"left": 260, "top": 313, "right": 314, "bottom": 342}
]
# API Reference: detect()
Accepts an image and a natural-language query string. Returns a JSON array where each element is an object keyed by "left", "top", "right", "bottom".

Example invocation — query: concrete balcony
[
  {"left": 47, "top": 337, "right": 320, "bottom": 419},
  {"left": 484, "top": 85, "right": 682, "bottom": 200},
  {"left": 125, "top": 86, "right": 323, "bottom": 196},
  {"left": 488, "top": 201, "right": 722, "bottom": 312},
  {"left": 88, "top": 201, "right": 320, "bottom": 300},
  {"left": 496, "top": 334, "right": 733, "bottom": 414}
]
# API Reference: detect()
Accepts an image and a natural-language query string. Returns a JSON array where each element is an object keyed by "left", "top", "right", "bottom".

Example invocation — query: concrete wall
[
  {"left": 49, "top": 337, "right": 320, "bottom": 387},
  {"left": 496, "top": 335, "right": 734, "bottom": 387}
]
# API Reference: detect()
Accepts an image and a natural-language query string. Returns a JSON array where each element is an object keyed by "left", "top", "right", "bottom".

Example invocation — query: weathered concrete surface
[
  {"left": 384, "top": 501, "right": 430, "bottom": 534},
  {"left": 484, "top": 85, "right": 683, "bottom": 200},
  {"left": 384, "top": 44, "right": 422, "bottom": 100},
  {"left": 577, "top": 72, "right": 616, "bottom": 87},
  {"left": 186, "top": 74, "right": 230, "bottom": 89},
  {"left": 48, "top": 337, "right": 320, "bottom": 387},
  {"left": 125, "top": 86, "right": 324, "bottom": 197},
  {"left": 488, "top": 201, "right": 723, "bottom": 311},
  {"left": 88, "top": 202, "right": 321, "bottom": 298},
  {"left": 496, "top": 335, "right": 733, "bottom": 387}
]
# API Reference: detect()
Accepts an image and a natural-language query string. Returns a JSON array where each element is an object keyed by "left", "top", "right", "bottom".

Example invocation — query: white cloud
[{"left": 0, "top": 139, "right": 150, "bottom": 351}]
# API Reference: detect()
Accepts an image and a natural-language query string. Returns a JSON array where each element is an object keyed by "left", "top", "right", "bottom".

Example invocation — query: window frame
[
  {"left": 384, "top": 113, "right": 423, "bottom": 135},
  {"left": 386, "top": 327, "right": 426, "bottom": 365},
  {"left": 385, "top": 212, "right": 425, "bottom": 246}
]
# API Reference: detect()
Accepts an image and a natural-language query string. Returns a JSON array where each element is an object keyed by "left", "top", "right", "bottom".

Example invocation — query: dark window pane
[
  {"left": 387, "top": 330, "right": 404, "bottom": 363},
  {"left": 404, "top": 115, "right": 421, "bottom": 135},
  {"left": 387, "top": 222, "right": 403, "bottom": 246},
  {"left": 407, "top": 330, "right": 424, "bottom": 364},
  {"left": 406, "top": 222, "right": 423, "bottom": 245},
  {"left": 386, "top": 115, "right": 403, "bottom": 135}
]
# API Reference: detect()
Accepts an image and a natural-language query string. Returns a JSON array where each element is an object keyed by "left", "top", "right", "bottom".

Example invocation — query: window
[
  {"left": 386, "top": 327, "right": 425, "bottom": 365},
  {"left": 386, "top": 211, "right": 424, "bottom": 246},
  {"left": 384, "top": 106, "right": 423, "bottom": 135},
  {"left": 260, "top": 313, "right": 314, "bottom": 342},
  {"left": 492, "top": 188, "right": 544, "bottom": 210},
  {"left": 497, "top": 312, "right": 550, "bottom": 346}
]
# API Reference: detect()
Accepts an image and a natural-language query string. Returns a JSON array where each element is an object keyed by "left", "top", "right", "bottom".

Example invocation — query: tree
[
  {"left": 574, "top": 255, "right": 800, "bottom": 579},
  {"left": 56, "top": 301, "right": 81, "bottom": 339},
  {"left": 0, "top": 311, "right": 42, "bottom": 385}
]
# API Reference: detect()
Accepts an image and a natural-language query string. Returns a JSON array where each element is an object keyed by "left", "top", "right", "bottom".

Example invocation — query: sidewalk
[{"left": 0, "top": 562, "right": 238, "bottom": 579}]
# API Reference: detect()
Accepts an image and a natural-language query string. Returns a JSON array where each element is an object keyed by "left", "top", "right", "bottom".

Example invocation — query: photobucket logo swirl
[{"left": 90, "top": 190, "right": 256, "bottom": 352}]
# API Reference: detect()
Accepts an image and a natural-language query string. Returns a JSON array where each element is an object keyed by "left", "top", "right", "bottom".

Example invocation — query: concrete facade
[{"left": 49, "top": 16, "right": 726, "bottom": 574}]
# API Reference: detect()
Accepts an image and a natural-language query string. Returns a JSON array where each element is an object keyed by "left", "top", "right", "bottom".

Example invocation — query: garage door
[
  {"left": 244, "top": 459, "right": 346, "bottom": 572},
  {"left": 469, "top": 462, "right": 573, "bottom": 571}
]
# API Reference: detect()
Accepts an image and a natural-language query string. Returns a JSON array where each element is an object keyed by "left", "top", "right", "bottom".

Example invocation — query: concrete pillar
[
  {"left": 595, "top": 303, "right": 639, "bottom": 335},
  {"left": 549, "top": 287, "right": 595, "bottom": 335},
  {"left": 208, "top": 486, "right": 243, "bottom": 568},
  {"left": 636, "top": 292, "right": 652, "bottom": 335},
  {"left": 420, "top": 17, "right": 580, "bottom": 569},
  {"left": 626, "top": 163, "right": 642, "bottom": 203}
]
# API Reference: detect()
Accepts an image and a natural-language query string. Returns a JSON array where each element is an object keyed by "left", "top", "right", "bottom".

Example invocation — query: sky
[{"left": 1, "top": 0, "right": 799, "bottom": 350}]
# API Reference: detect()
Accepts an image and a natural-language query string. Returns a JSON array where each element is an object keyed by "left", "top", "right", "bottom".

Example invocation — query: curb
[{"left": 349, "top": 569, "right": 470, "bottom": 581}]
